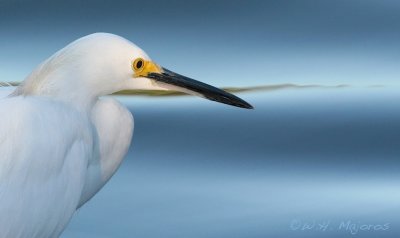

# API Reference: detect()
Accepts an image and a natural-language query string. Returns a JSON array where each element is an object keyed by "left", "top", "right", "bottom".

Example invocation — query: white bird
[{"left": 0, "top": 33, "right": 252, "bottom": 238}]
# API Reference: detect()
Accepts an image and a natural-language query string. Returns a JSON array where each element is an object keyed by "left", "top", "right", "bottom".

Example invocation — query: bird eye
[{"left": 133, "top": 58, "right": 145, "bottom": 71}]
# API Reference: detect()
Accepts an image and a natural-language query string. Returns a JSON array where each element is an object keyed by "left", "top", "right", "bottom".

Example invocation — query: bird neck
[
  {"left": 11, "top": 65, "right": 104, "bottom": 112},
  {"left": 12, "top": 82, "right": 99, "bottom": 113}
]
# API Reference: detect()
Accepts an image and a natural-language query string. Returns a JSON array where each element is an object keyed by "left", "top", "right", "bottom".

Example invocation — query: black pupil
[{"left": 136, "top": 60, "right": 143, "bottom": 69}]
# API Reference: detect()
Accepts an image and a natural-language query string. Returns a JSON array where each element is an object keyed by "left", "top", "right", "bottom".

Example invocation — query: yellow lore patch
[{"left": 132, "top": 58, "right": 163, "bottom": 77}]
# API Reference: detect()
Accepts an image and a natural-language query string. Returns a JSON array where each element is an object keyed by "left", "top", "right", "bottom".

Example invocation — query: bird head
[{"left": 15, "top": 33, "right": 252, "bottom": 109}]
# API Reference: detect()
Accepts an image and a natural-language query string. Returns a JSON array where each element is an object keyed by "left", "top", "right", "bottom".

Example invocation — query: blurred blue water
[{"left": 63, "top": 87, "right": 400, "bottom": 238}]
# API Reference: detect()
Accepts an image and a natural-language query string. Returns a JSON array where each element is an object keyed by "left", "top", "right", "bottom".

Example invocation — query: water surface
[{"left": 63, "top": 87, "right": 400, "bottom": 238}]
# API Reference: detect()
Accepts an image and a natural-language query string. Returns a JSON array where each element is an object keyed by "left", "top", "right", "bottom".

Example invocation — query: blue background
[
  {"left": 2, "top": 0, "right": 400, "bottom": 86},
  {"left": 1, "top": 0, "right": 400, "bottom": 237}
]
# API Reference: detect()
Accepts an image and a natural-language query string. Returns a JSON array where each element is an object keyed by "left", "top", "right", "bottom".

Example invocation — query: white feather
[
  {"left": 0, "top": 86, "right": 14, "bottom": 98},
  {"left": 78, "top": 98, "right": 134, "bottom": 207},
  {"left": 0, "top": 96, "right": 94, "bottom": 238}
]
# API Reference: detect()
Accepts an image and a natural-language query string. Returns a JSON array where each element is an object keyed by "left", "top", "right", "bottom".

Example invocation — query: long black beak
[{"left": 147, "top": 68, "right": 253, "bottom": 109}]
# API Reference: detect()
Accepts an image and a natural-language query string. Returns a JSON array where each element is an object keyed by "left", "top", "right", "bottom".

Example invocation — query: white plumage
[
  {"left": 0, "top": 34, "right": 143, "bottom": 238},
  {"left": 78, "top": 98, "right": 133, "bottom": 207},
  {"left": 0, "top": 33, "right": 251, "bottom": 238},
  {"left": 0, "top": 96, "right": 93, "bottom": 237}
]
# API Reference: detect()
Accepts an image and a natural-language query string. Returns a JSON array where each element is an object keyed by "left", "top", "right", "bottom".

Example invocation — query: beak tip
[
  {"left": 238, "top": 101, "right": 254, "bottom": 109},
  {"left": 245, "top": 104, "right": 254, "bottom": 109}
]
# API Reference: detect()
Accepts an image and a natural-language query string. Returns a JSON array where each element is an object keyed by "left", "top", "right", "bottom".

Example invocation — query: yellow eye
[
  {"left": 132, "top": 58, "right": 162, "bottom": 77},
  {"left": 132, "top": 58, "right": 145, "bottom": 72}
]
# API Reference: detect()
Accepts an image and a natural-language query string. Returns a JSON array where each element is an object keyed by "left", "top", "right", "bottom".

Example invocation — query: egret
[{"left": 0, "top": 33, "right": 252, "bottom": 238}]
